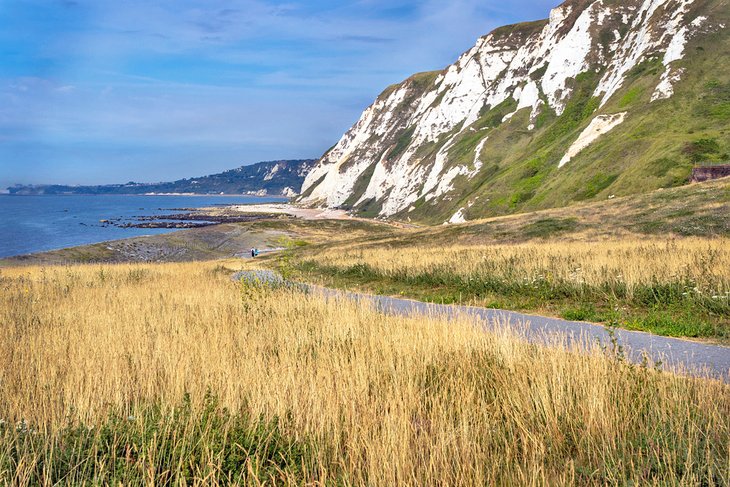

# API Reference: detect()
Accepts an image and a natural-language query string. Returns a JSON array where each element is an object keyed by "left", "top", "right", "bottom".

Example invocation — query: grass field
[
  {"left": 3, "top": 180, "right": 728, "bottom": 343},
  {"left": 285, "top": 238, "right": 730, "bottom": 341},
  {"left": 1, "top": 263, "right": 728, "bottom": 485},
  {"left": 249, "top": 180, "right": 730, "bottom": 341}
]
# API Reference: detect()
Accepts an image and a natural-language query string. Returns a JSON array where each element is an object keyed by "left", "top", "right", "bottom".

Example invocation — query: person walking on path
[{"left": 250, "top": 248, "right": 256, "bottom": 258}]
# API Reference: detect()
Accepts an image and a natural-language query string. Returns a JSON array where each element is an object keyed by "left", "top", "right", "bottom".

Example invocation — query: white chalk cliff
[{"left": 299, "top": 0, "right": 725, "bottom": 221}]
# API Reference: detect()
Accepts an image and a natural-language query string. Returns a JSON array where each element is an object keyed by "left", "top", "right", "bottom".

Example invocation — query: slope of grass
[
  {"left": 0, "top": 263, "right": 728, "bottom": 484},
  {"left": 263, "top": 180, "right": 730, "bottom": 341},
  {"left": 286, "top": 238, "right": 730, "bottom": 341},
  {"left": 428, "top": 177, "right": 730, "bottom": 243}
]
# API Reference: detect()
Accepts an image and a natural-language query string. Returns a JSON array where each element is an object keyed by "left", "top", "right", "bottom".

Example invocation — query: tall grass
[
  {"left": 0, "top": 263, "right": 728, "bottom": 485},
  {"left": 293, "top": 238, "right": 730, "bottom": 338}
]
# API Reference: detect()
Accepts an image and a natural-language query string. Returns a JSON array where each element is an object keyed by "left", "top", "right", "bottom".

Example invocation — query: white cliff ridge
[{"left": 299, "top": 0, "right": 715, "bottom": 219}]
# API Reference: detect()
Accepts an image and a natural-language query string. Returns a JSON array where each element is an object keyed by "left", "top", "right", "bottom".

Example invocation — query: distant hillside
[{"left": 8, "top": 159, "right": 317, "bottom": 197}]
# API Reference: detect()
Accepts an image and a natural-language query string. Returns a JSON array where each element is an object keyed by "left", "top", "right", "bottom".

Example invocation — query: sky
[{"left": 0, "top": 0, "right": 557, "bottom": 188}]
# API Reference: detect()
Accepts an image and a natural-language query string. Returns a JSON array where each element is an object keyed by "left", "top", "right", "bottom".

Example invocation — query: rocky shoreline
[{"left": 97, "top": 210, "right": 274, "bottom": 229}]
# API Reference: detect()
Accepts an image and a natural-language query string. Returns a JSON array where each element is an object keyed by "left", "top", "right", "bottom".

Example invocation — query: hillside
[
  {"left": 280, "top": 179, "right": 730, "bottom": 341},
  {"left": 299, "top": 0, "right": 730, "bottom": 224},
  {"left": 8, "top": 159, "right": 316, "bottom": 197}
]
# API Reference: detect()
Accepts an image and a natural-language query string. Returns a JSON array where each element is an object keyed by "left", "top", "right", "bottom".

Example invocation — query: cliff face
[{"left": 299, "top": 0, "right": 729, "bottom": 222}]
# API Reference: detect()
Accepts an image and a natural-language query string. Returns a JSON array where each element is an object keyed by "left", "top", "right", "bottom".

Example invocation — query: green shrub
[
  {"left": 522, "top": 218, "right": 579, "bottom": 238},
  {"left": 683, "top": 138, "right": 721, "bottom": 163},
  {"left": 575, "top": 173, "right": 618, "bottom": 200}
]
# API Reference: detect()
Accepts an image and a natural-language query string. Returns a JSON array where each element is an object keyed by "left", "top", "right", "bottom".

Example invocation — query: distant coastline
[
  {"left": 2, "top": 192, "right": 293, "bottom": 197},
  {"left": 6, "top": 159, "right": 316, "bottom": 197},
  {"left": 0, "top": 193, "right": 288, "bottom": 258}
]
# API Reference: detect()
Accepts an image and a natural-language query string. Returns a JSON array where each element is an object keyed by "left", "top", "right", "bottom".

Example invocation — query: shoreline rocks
[{"left": 106, "top": 211, "right": 274, "bottom": 229}]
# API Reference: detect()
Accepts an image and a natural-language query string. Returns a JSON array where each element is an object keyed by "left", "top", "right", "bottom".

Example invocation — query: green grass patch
[
  {"left": 342, "top": 161, "right": 378, "bottom": 208},
  {"left": 2, "top": 393, "right": 317, "bottom": 485},
  {"left": 574, "top": 173, "right": 618, "bottom": 201},
  {"left": 695, "top": 80, "right": 730, "bottom": 122},
  {"left": 619, "top": 87, "right": 642, "bottom": 108},
  {"left": 522, "top": 217, "right": 579, "bottom": 238},
  {"left": 537, "top": 71, "right": 601, "bottom": 147},
  {"left": 626, "top": 57, "right": 663, "bottom": 79},
  {"left": 684, "top": 138, "right": 721, "bottom": 163},
  {"left": 355, "top": 197, "right": 384, "bottom": 218},
  {"left": 298, "top": 174, "right": 326, "bottom": 200},
  {"left": 387, "top": 126, "right": 416, "bottom": 161},
  {"left": 448, "top": 130, "right": 489, "bottom": 166},
  {"left": 289, "top": 259, "right": 730, "bottom": 341},
  {"left": 475, "top": 98, "right": 519, "bottom": 130},
  {"left": 647, "top": 157, "right": 685, "bottom": 177}
]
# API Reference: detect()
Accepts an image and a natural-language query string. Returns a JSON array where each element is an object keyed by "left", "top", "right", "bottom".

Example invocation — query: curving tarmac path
[{"left": 233, "top": 270, "right": 730, "bottom": 381}]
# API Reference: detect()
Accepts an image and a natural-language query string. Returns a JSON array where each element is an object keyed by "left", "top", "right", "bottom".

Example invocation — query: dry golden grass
[
  {"left": 304, "top": 238, "right": 730, "bottom": 297},
  {"left": 288, "top": 237, "right": 730, "bottom": 340},
  {"left": 0, "top": 262, "right": 728, "bottom": 485}
]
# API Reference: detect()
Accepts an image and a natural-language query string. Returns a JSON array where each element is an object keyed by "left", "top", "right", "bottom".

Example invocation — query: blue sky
[{"left": 0, "top": 0, "right": 557, "bottom": 188}]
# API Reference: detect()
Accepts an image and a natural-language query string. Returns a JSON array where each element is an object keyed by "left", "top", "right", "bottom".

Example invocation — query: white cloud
[{"left": 0, "top": 0, "right": 555, "bottom": 186}]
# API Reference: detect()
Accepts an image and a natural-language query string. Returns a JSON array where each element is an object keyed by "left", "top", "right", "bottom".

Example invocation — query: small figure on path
[
  {"left": 250, "top": 248, "right": 256, "bottom": 258},
  {"left": 254, "top": 248, "right": 260, "bottom": 257}
]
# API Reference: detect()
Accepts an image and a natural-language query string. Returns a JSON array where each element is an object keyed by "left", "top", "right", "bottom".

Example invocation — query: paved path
[{"left": 232, "top": 270, "right": 730, "bottom": 381}]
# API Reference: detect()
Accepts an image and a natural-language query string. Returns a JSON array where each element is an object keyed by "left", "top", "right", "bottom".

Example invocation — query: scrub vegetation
[
  {"left": 288, "top": 238, "right": 730, "bottom": 341},
  {"left": 265, "top": 179, "right": 730, "bottom": 341},
  {"left": 1, "top": 263, "right": 728, "bottom": 485}
]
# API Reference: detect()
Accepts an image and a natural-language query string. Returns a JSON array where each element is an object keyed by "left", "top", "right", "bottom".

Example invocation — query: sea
[{"left": 0, "top": 194, "right": 287, "bottom": 258}]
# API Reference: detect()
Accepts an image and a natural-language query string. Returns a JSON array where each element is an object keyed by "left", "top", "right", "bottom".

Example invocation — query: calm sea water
[{"left": 0, "top": 194, "right": 287, "bottom": 258}]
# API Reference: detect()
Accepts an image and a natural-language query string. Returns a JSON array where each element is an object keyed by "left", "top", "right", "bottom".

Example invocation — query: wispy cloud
[{"left": 0, "top": 0, "right": 557, "bottom": 187}]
